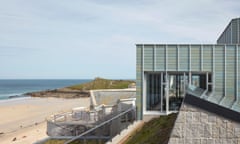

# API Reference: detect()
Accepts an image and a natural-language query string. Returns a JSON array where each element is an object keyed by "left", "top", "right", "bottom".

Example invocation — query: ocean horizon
[{"left": 0, "top": 79, "right": 91, "bottom": 100}]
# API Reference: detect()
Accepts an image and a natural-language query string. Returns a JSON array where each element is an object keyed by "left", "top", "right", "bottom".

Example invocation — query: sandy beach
[{"left": 0, "top": 97, "right": 90, "bottom": 144}]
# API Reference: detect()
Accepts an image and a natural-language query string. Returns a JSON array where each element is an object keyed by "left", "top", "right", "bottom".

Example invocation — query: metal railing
[{"left": 64, "top": 107, "right": 136, "bottom": 144}]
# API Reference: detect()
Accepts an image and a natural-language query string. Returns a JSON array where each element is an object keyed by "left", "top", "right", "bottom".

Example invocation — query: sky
[{"left": 0, "top": 0, "right": 239, "bottom": 79}]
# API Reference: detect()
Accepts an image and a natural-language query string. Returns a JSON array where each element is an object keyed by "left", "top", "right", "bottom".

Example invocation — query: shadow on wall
[{"left": 91, "top": 89, "right": 136, "bottom": 107}]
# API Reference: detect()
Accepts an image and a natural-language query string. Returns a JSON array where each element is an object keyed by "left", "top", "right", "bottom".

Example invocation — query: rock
[
  {"left": 0, "top": 132, "right": 4, "bottom": 135},
  {"left": 22, "top": 136, "right": 27, "bottom": 138},
  {"left": 12, "top": 137, "right": 17, "bottom": 141},
  {"left": 25, "top": 89, "right": 90, "bottom": 98}
]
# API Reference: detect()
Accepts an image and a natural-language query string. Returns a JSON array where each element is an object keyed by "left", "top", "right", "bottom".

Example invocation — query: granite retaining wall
[{"left": 168, "top": 102, "right": 240, "bottom": 144}]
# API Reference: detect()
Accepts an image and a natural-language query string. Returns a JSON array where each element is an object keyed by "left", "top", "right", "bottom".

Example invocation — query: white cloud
[{"left": 0, "top": 0, "right": 239, "bottom": 78}]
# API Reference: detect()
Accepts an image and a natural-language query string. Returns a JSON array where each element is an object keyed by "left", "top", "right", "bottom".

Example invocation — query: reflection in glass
[{"left": 146, "top": 72, "right": 210, "bottom": 112}]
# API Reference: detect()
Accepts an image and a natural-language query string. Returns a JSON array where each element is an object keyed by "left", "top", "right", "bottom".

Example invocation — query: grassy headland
[
  {"left": 68, "top": 77, "right": 135, "bottom": 90},
  {"left": 26, "top": 78, "right": 135, "bottom": 98}
]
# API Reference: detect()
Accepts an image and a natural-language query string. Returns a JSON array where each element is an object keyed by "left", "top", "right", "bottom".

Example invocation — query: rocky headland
[
  {"left": 25, "top": 78, "right": 135, "bottom": 99},
  {"left": 25, "top": 88, "right": 90, "bottom": 99}
]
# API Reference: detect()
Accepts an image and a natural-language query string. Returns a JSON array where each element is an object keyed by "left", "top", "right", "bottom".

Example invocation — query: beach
[{"left": 0, "top": 97, "right": 90, "bottom": 144}]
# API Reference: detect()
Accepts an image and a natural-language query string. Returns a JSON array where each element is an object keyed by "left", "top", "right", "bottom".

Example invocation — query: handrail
[
  {"left": 64, "top": 107, "right": 135, "bottom": 144},
  {"left": 48, "top": 120, "right": 76, "bottom": 133},
  {"left": 200, "top": 89, "right": 208, "bottom": 98}
]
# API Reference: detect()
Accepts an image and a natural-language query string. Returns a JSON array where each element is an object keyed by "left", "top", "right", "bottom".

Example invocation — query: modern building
[{"left": 136, "top": 18, "right": 240, "bottom": 120}]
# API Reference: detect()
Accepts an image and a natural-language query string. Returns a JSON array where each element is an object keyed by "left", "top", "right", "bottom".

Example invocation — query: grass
[
  {"left": 68, "top": 77, "right": 135, "bottom": 90},
  {"left": 44, "top": 139, "right": 66, "bottom": 144},
  {"left": 124, "top": 113, "right": 178, "bottom": 144}
]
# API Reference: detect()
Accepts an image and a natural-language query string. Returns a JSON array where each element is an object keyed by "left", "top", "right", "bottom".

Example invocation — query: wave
[
  {"left": 0, "top": 79, "right": 90, "bottom": 101},
  {"left": 0, "top": 96, "right": 31, "bottom": 104},
  {"left": 0, "top": 93, "right": 26, "bottom": 100}
]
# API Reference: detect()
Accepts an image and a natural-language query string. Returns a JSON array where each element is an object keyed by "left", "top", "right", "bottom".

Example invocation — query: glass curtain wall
[
  {"left": 168, "top": 74, "right": 187, "bottom": 110},
  {"left": 146, "top": 72, "right": 188, "bottom": 112},
  {"left": 146, "top": 73, "right": 163, "bottom": 111},
  {"left": 146, "top": 72, "right": 211, "bottom": 113}
]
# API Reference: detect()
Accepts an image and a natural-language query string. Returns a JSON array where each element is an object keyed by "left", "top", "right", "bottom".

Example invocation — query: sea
[{"left": 0, "top": 79, "right": 91, "bottom": 100}]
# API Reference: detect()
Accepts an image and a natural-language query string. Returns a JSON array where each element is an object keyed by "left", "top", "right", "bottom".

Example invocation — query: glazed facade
[{"left": 136, "top": 44, "right": 240, "bottom": 120}]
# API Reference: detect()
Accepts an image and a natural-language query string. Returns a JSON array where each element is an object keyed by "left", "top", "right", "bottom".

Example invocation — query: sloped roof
[
  {"left": 185, "top": 93, "right": 240, "bottom": 123},
  {"left": 217, "top": 18, "right": 240, "bottom": 44}
]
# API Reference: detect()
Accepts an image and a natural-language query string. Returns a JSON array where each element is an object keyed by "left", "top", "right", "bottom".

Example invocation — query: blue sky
[{"left": 0, "top": 0, "right": 239, "bottom": 79}]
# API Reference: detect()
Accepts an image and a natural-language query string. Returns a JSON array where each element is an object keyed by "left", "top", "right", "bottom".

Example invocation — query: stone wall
[{"left": 168, "top": 102, "right": 240, "bottom": 144}]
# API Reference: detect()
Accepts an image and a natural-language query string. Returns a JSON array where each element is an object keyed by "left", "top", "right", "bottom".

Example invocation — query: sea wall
[{"left": 168, "top": 102, "right": 240, "bottom": 144}]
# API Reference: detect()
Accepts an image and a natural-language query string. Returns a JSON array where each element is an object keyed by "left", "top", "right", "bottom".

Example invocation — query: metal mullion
[
  {"left": 189, "top": 45, "right": 192, "bottom": 85},
  {"left": 166, "top": 45, "right": 168, "bottom": 71},
  {"left": 189, "top": 45, "right": 191, "bottom": 71},
  {"left": 154, "top": 45, "right": 156, "bottom": 71},
  {"left": 165, "top": 72, "right": 169, "bottom": 113},
  {"left": 183, "top": 72, "right": 186, "bottom": 95},
  {"left": 236, "top": 45, "right": 238, "bottom": 102},
  {"left": 201, "top": 45, "right": 203, "bottom": 71},
  {"left": 160, "top": 73, "right": 163, "bottom": 112},
  {"left": 142, "top": 45, "right": 145, "bottom": 115},
  {"left": 224, "top": 45, "right": 226, "bottom": 98},
  {"left": 213, "top": 45, "right": 215, "bottom": 93},
  {"left": 177, "top": 45, "right": 179, "bottom": 71},
  {"left": 151, "top": 74, "right": 154, "bottom": 109},
  {"left": 230, "top": 21, "right": 232, "bottom": 44},
  {"left": 206, "top": 72, "right": 209, "bottom": 91},
  {"left": 238, "top": 19, "right": 239, "bottom": 43}
]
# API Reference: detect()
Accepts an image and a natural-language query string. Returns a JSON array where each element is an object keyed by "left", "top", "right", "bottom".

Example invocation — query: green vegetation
[
  {"left": 44, "top": 139, "right": 66, "bottom": 144},
  {"left": 68, "top": 77, "right": 135, "bottom": 90},
  {"left": 125, "top": 113, "right": 178, "bottom": 144}
]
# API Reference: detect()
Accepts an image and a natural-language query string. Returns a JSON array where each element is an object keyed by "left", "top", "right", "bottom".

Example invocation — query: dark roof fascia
[{"left": 184, "top": 94, "right": 240, "bottom": 123}]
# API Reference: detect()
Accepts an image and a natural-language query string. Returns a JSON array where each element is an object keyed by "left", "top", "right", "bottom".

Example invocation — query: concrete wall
[
  {"left": 91, "top": 89, "right": 136, "bottom": 107},
  {"left": 168, "top": 102, "right": 240, "bottom": 144}
]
